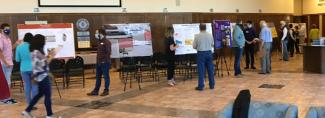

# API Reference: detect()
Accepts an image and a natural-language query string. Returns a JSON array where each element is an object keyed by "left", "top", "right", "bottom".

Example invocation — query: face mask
[
  {"left": 95, "top": 33, "right": 104, "bottom": 40},
  {"left": 262, "top": 23, "right": 267, "bottom": 27},
  {"left": 247, "top": 24, "right": 252, "bottom": 28},
  {"left": 3, "top": 29, "right": 10, "bottom": 35}
]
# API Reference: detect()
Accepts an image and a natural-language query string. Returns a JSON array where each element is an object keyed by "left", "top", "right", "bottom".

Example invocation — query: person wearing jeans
[
  {"left": 280, "top": 21, "right": 289, "bottom": 61},
  {"left": 87, "top": 28, "right": 112, "bottom": 96},
  {"left": 193, "top": 24, "right": 214, "bottom": 91},
  {"left": 22, "top": 34, "right": 56, "bottom": 118},
  {"left": 16, "top": 33, "right": 38, "bottom": 106},
  {"left": 259, "top": 20, "right": 273, "bottom": 74},
  {"left": 232, "top": 20, "right": 246, "bottom": 77}
]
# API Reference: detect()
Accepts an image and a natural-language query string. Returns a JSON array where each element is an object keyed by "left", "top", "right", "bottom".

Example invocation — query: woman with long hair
[
  {"left": 22, "top": 34, "right": 56, "bottom": 118},
  {"left": 165, "top": 27, "right": 178, "bottom": 86}
]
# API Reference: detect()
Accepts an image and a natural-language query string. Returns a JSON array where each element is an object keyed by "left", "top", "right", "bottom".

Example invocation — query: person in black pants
[
  {"left": 294, "top": 26, "right": 300, "bottom": 54},
  {"left": 288, "top": 24, "right": 295, "bottom": 57},
  {"left": 243, "top": 21, "right": 257, "bottom": 69},
  {"left": 165, "top": 27, "right": 178, "bottom": 86}
]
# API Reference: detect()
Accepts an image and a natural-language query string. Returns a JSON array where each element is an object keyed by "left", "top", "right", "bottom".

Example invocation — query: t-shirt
[
  {"left": 32, "top": 50, "right": 49, "bottom": 82},
  {"left": 309, "top": 29, "right": 319, "bottom": 40},
  {"left": 193, "top": 32, "right": 214, "bottom": 51},
  {"left": 165, "top": 37, "right": 175, "bottom": 57},
  {"left": 15, "top": 42, "right": 32, "bottom": 72},
  {"left": 0, "top": 34, "right": 13, "bottom": 66}
]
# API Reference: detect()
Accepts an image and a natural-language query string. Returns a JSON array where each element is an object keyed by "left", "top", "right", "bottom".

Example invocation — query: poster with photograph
[
  {"left": 173, "top": 23, "right": 213, "bottom": 55},
  {"left": 17, "top": 23, "right": 75, "bottom": 58},
  {"left": 213, "top": 20, "right": 233, "bottom": 49},
  {"left": 104, "top": 23, "right": 153, "bottom": 58}
]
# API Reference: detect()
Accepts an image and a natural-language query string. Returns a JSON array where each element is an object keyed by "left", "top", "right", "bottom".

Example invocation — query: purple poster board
[{"left": 213, "top": 20, "right": 232, "bottom": 48}]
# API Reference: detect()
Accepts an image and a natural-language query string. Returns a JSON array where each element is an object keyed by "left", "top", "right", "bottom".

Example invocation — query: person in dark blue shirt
[{"left": 243, "top": 21, "right": 257, "bottom": 69}]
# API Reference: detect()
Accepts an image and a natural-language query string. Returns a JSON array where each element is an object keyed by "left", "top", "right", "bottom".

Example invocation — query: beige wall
[
  {"left": 294, "top": 0, "right": 303, "bottom": 16},
  {"left": 303, "top": 0, "right": 325, "bottom": 14},
  {"left": 0, "top": 0, "right": 294, "bottom": 13}
]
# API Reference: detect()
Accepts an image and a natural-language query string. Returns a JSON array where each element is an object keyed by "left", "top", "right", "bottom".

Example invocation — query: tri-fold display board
[
  {"left": 17, "top": 23, "right": 76, "bottom": 58},
  {"left": 104, "top": 23, "right": 153, "bottom": 58}
]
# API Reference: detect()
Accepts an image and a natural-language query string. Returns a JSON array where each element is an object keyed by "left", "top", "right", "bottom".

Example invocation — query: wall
[
  {"left": 0, "top": 0, "right": 294, "bottom": 13},
  {"left": 294, "top": 0, "right": 303, "bottom": 16},
  {"left": 303, "top": 0, "right": 325, "bottom": 14}
]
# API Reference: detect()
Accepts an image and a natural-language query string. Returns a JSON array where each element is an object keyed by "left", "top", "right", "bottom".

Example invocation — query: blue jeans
[
  {"left": 26, "top": 77, "right": 52, "bottom": 116},
  {"left": 234, "top": 47, "right": 243, "bottom": 76},
  {"left": 94, "top": 63, "right": 111, "bottom": 92},
  {"left": 21, "top": 71, "right": 38, "bottom": 104},
  {"left": 282, "top": 40, "right": 289, "bottom": 61},
  {"left": 1, "top": 64, "right": 13, "bottom": 86},
  {"left": 260, "top": 43, "right": 272, "bottom": 73},
  {"left": 197, "top": 51, "right": 215, "bottom": 89}
]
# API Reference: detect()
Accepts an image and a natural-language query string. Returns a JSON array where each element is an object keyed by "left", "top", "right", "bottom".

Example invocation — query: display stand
[{"left": 215, "top": 47, "right": 230, "bottom": 77}]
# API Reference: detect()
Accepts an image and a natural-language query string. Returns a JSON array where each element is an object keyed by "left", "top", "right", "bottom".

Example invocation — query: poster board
[
  {"left": 38, "top": 0, "right": 121, "bottom": 7},
  {"left": 104, "top": 23, "right": 153, "bottom": 58},
  {"left": 289, "top": 23, "right": 307, "bottom": 38},
  {"left": 267, "top": 22, "right": 278, "bottom": 38},
  {"left": 173, "top": 23, "right": 213, "bottom": 55},
  {"left": 213, "top": 20, "right": 233, "bottom": 49},
  {"left": 17, "top": 23, "right": 76, "bottom": 58}
]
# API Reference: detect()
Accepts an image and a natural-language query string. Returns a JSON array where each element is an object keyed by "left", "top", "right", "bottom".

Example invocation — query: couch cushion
[{"left": 307, "top": 107, "right": 325, "bottom": 118}]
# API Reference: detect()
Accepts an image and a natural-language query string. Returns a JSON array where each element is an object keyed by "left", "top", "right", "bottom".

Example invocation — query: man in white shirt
[{"left": 280, "top": 21, "right": 289, "bottom": 61}]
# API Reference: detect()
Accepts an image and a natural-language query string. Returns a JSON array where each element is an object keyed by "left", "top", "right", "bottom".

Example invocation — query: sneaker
[
  {"left": 171, "top": 79, "right": 177, "bottom": 85},
  {"left": 3, "top": 99, "right": 17, "bottom": 104},
  {"left": 22, "top": 111, "right": 33, "bottom": 118},
  {"left": 100, "top": 90, "right": 109, "bottom": 96},
  {"left": 167, "top": 80, "right": 174, "bottom": 86},
  {"left": 244, "top": 67, "right": 249, "bottom": 69},
  {"left": 87, "top": 91, "right": 98, "bottom": 96},
  {"left": 31, "top": 107, "right": 38, "bottom": 110},
  {"left": 195, "top": 87, "right": 204, "bottom": 91}
]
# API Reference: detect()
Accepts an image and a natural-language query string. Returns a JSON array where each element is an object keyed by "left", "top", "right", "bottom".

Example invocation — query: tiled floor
[{"left": 1, "top": 53, "right": 325, "bottom": 118}]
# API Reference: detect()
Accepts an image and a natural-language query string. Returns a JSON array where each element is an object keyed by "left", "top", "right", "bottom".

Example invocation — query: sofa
[
  {"left": 306, "top": 107, "right": 325, "bottom": 118},
  {"left": 217, "top": 101, "right": 298, "bottom": 118}
]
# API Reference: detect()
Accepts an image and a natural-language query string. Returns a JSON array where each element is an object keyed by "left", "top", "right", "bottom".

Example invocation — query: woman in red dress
[{"left": 0, "top": 62, "right": 17, "bottom": 104}]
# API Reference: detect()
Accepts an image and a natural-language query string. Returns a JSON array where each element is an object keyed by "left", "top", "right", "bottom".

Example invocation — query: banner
[
  {"left": 17, "top": 23, "right": 76, "bottom": 58},
  {"left": 173, "top": 23, "right": 213, "bottom": 55},
  {"left": 104, "top": 23, "right": 153, "bottom": 58}
]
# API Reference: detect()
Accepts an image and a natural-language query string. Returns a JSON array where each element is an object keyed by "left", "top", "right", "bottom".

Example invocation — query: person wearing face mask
[
  {"left": 87, "top": 29, "right": 112, "bottom": 96},
  {"left": 279, "top": 21, "right": 289, "bottom": 61},
  {"left": 0, "top": 23, "right": 22, "bottom": 86},
  {"left": 232, "top": 19, "right": 246, "bottom": 77},
  {"left": 243, "top": 21, "right": 257, "bottom": 70},
  {"left": 258, "top": 20, "right": 273, "bottom": 74}
]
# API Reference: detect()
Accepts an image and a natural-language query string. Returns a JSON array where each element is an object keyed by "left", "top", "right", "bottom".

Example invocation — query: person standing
[
  {"left": 16, "top": 33, "right": 38, "bottom": 108},
  {"left": 0, "top": 63, "right": 17, "bottom": 104},
  {"left": 293, "top": 26, "right": 300, "bottom": 54},
  {"left": 308, "top": 24, "right": 319, "bottom": 45},
  {"left": 298, "top": 24, "right": 306, "bottom": 47},
  {"left": 258, "top": 20, "right": 273, "bottom": 74},
  {"left": 22, "top": 34, "right": 56, "bottom": 118},
  {"left": 87, "top": 29, "right": 111, "bottom": 96},
  {"left": 232, "top": 20, "right": 246, "bottom": 77},
  {"left": 288, "top": 24, "right": 295, "bottom": 57},
  {"left": 0, "top": 23, "right": 21, "bottom": 86},
  {"left": 280, "top": 21, "right": 289, "bottom": 61},
  {"left": 193, "top": 24, "right": 214, "bottom": 91},
  {"left": 243, "top": 21, "right": 257, "bottom": 70},
  {"left": 165, "top": 27, "right": 178, "bottom": 86}
]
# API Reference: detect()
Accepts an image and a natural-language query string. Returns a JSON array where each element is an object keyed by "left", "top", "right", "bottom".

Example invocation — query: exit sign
[{"left": 319, "top": 0, "right": 325, "bottom": 6}]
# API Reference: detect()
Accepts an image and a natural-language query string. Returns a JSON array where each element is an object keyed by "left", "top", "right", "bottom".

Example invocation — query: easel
[{"left": 215, "top": 46, "right": 230, "bottom": 77}]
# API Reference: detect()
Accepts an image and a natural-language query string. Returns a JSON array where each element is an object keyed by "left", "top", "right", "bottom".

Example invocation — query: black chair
[
  {"left": 49, "top": 59, "right": 66, "bottom": 88},
  {"left": 65, "top": 56, "right": 85, "bottom": 88},
  {"left": 120, "top": 57, "right": 141, "bottom": 91},
  {"left": 11, "top": 61, "right": 23, "bottom": 93},
  {"left": 152, "top": 53, "right": 168, "bottom": 81},
  {"left": 175, "top": 55, "right": 189, "bottom": 80},
  {"left": 187, "top": 54, "right": 197, "bottom": 80},
  {"left": 137, "top": 56, "right": 155, "bottom": 82}
]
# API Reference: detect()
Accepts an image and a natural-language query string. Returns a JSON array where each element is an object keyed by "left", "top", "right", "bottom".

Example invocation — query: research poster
[
  {"left": 104, "top": 23, "right": 153, "bottom": 58},
  {"left": 173, "top": 23, "right": 213, "bottom": 55},
  {"left": 17, "top": 23, "right": 76, "bottom": 58},
  {"left": 213, "top": 20, "right": 233, "bottom": 49}
]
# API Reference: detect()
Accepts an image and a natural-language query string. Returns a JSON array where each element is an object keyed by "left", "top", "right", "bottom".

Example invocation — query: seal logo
[{"left": 76, "top": 18, "right": 90, "bottom": 31}]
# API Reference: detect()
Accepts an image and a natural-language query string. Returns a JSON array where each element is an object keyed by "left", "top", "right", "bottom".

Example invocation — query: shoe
[
  {"left": 87, "top": 91, "right": 98, "bottom": 96},
  {"left": 46, "top": 116, "right": 52, "bottom": 118},
  {"left": 171, "top": 79, "right": 177, "bottom": 85},
  {"left": 22, "top": 111, "right": 33, "bottom": 118},
  {"left": 195, "top": 87, "right": 204, "bottom": 91},
  {"left": 209, "top": 86, "right": 215, "bottom": 89},
  {"left": 251, "top": 66, "right": 256, "bottom": 69},
  {"left": 258, "top": 72, "right": 266, "bottom": 74},
  {"left": 100, "top": 90, "right": 109, "bottom": 96},
  {"left": 3, "top": 99, "right": 17, "bottom": 104},
  {"left": 168, "top": 80, "right": 174, "bottom": 86},
  {"left": 244, "top": 67, "right": 249, "bottom": 69},
  {"left": 31, "top": 107, "right": 38, "bottom": 110}
]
